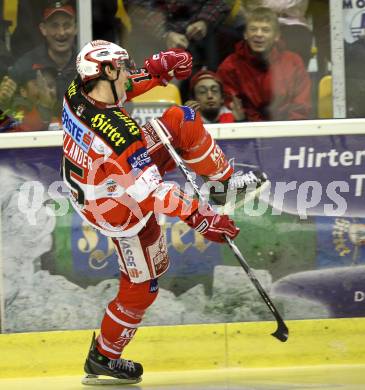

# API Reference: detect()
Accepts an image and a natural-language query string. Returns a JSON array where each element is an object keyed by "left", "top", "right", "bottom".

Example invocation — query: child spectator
[{"left": 2, "top": 67, "right": 59, "bottom": 132}]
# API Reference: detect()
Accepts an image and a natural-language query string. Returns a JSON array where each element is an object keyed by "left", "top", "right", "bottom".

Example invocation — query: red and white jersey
[
  {"left": 62, "top": 75, "right": 197, "bottom": 238},
  {"left": 143, "top": 105, "right": 233, "bottom": 181}
]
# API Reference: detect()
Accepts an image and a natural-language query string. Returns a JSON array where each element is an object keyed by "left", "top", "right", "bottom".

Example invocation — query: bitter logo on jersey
[{"left": 90, "top": 113, "right": 126, "bottom": 146}]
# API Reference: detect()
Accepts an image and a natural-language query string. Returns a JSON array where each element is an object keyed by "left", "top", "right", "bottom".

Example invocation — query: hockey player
[{"left": 62, "top": 40, "right": 266, "bottom": 385}]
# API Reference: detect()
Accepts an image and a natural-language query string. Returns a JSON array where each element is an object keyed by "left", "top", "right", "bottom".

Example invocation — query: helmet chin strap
[
  {"left": 110, "top": 79, "right": 119, "bottom": 103},
  {"left": 109, "top": 70, "right": 120, "bottom": 103},
  {"left": 101, "top": 67, "right": 128, "bottom": 105},
  {"left": 100, "top": 67, "right": 121, "bottom": 104}
]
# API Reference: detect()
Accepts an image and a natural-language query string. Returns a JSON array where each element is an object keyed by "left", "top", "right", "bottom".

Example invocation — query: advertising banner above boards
[{"left": 0, "top": 120, "right": 365, "bottom": 332}]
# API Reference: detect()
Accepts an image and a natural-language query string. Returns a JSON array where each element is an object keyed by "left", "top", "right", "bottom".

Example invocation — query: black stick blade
[{"left": 271, "top": 321, "right": 289, "bottom": 342}]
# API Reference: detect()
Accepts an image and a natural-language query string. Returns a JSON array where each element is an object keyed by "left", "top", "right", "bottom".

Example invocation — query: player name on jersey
[{"left": 63, "top": 136, "right": 93, "bottom": 170}]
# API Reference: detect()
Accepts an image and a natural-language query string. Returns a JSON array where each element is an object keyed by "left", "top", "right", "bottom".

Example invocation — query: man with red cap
[
  {"left": 8, "top": 0, "right": 77, "bottom": 117},
  {"left": 187, "top": 69, "right": 245, "bottom": 123}
]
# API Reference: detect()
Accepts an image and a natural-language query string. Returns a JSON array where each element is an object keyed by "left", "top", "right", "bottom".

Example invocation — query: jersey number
[
  {"left": 133, "top": 74, "right": 152, "bottom": 83},
  {"left": 64, "top": 157, "right": 85, "bottom": 206}
]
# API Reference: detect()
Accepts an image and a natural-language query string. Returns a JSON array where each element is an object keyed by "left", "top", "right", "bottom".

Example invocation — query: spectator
[
  {"left": 186, "top": 69, "right": 244, "bottom": 123},
  {"left": 10, "top": 0, "right": 123, "bottom": 57},
  {"left": 1, "top": 67, "right": 59, "bottom": 132},
  {"left": 0, "top": 33, "right": 17, "bottom": 132},
  {"left": 11, "top": 2, "right": 77, "bottom": 116},
  {"left": 10, "top": 0, "right": 77, "bottom": 57},
  {"left": 0, "top": 75, "right": 19, "bottom": 132},
  {"left": 154, "top": 0, "right": 231, "bottom": 100},
  {"left": 8, "top": 0, "right": 77, "bottom": 117},
  {"left": 217, "top": 7, "right": 312, "bottom": 121},
  {"left": 16, "top": 68, "right": 59, "bottom": 131},
  {"left": 242, "top": 0, "right": 312, "bottom": 67}
]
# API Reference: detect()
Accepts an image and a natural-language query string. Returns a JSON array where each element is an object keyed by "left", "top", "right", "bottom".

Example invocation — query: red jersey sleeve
[
  {"left": 126, "top": 69, "right": 164, "bottom": 100},
  {"left": 160, "top": 106, "right": 233, "bottom": 181}
]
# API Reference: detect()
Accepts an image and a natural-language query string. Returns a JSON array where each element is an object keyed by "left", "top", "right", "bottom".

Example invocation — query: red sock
[{"left": 97, "top": 274, "right": 158, "bottom": 359}]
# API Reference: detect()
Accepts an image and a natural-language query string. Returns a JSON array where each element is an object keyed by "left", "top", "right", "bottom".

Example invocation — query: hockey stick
[{"left": 149, "top": 118, "right": 289, "bottom": 342}]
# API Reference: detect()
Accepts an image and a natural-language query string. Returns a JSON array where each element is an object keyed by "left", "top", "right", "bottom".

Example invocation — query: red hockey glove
[
  {"left": 144, "top": 49, "right": 193, "bottom": 85},
  {"left": 185, "top": 205, "right": 239, "bottom": 243},
  {"left": 171, "top": 48, "right": 193, "bottom": 80}
]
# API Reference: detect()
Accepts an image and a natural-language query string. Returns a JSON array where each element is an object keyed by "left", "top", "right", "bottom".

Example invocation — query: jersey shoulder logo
[
  {"left": 62, "top": 102, "right": 95, "bottom": 153},
  {"left": 180, "top": 105, "right": 196, "bottom": 121}
]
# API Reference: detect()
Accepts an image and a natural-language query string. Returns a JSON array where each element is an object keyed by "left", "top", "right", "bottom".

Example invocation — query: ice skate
[
  {"left": 210, "top": 170, "right": 269, "bottom": 211},
  {"left": 82, "top": 332, "right": 143, "bottom": 385}
]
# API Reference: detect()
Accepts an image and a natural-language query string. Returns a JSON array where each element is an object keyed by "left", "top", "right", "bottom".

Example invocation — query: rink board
[
  {"left": 0, "top": 318, "right": 365, "bottom": 378},
  {"left": 2, "top": 120, "right": 365, "bottom": 334}
]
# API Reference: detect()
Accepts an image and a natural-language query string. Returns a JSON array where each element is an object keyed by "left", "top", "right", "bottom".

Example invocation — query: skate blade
[
  {"left": 82, "top": 374, "right": 142, "bottom": 385},
  {"left": 221, "top": 180, "right": 271, "bottom": 214}
]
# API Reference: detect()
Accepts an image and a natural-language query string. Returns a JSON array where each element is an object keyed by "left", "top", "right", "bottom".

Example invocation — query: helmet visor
[{"left": 114, "top": 58, "right": 136, "bottom": 73}]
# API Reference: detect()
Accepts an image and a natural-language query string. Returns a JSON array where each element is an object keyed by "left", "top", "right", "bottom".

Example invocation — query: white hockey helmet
[{"left": 76, "top": 40, "right": 130, "bottom": 82}]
